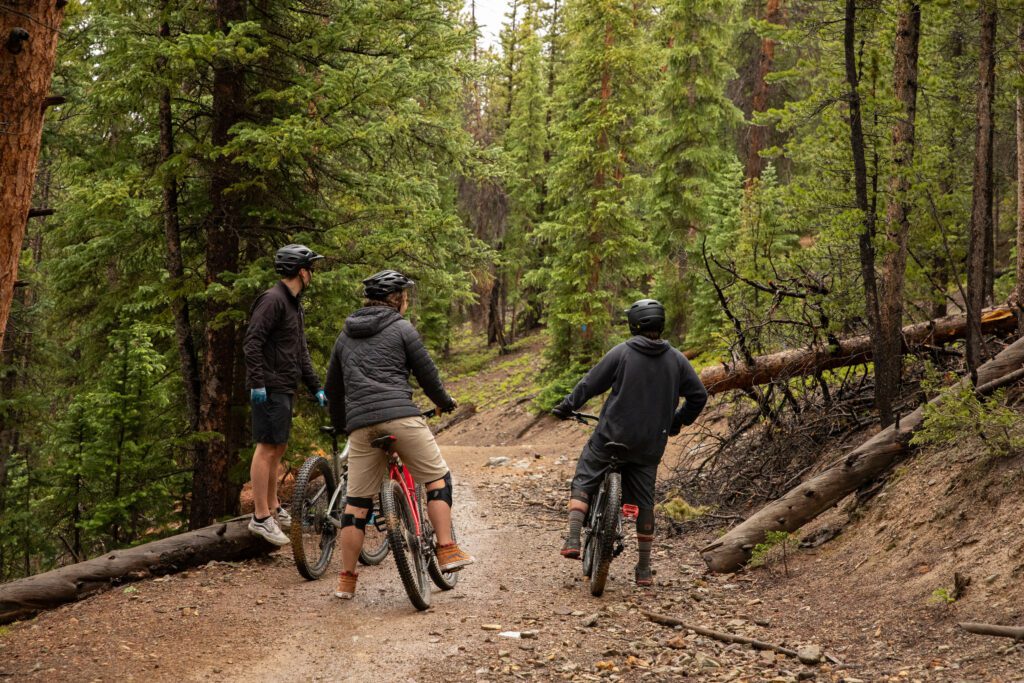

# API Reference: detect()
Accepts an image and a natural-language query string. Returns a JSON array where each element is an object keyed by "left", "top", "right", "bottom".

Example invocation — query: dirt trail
[{"left": 3, "top": 425, "right": 1024, "bottom": 682}]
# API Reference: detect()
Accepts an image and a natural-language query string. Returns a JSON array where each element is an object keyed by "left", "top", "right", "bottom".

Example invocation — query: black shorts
[
  {"left": 570, "top": 441, "right": 658, "bottom": 510},
  {"left": 251, "top": 392, "right": 293, "bottom": 445}
]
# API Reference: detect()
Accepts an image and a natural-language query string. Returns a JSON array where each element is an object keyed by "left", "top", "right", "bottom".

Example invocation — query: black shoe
[
  {"left": 561, "top": 536, "right": 581, "bottom": 559},
  {"left": 634, "top": 564, "right": 653, "bottom": 587}
]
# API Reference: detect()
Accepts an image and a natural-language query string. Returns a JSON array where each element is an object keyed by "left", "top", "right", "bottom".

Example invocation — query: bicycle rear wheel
[
  {"left": 588, "top": 473, "right": 621, "bottom": 597},
  {"left": 358, "top": 493, "right": 390, "bottom": 565},
  {"left": 290, "top": 456, "right": 337, "bottom": 580},
  {"left": 380, "top": 478, "right": 431, "bottom": 610},
  {"left": 426, "top": 521, "right": 460, "bottom": 590}
]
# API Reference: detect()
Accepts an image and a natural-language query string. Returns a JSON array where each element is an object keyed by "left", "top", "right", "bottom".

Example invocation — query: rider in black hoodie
[{"left": 551, "top": 299, "right": 708, "bottom": 586}]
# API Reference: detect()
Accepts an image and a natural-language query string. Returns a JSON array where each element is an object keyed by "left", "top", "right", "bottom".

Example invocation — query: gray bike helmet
[
  {"left": 626, "top": 298, "right": 665, "bottom": 335},
  {"left": 274, "top": 244, "right": 324, "bottom": 277},
  {"left": 363, "top": 269, "right": 415, "bottom": 300}
]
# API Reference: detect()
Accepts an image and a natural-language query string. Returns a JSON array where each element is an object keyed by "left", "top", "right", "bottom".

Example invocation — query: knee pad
[
  {"left": 425, "top": 472, "right": 453, "bottom": 507},
  {"left": 340, "top": 513, "right": 369, "bottom": 531},
  {"left": 636, "top": 507, "right": 655, "bottom": 536},
  {"left": 570, "top": 488, "right": 590, "bottom": 504}
]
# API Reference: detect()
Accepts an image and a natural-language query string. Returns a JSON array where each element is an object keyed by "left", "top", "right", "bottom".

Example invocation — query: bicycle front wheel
[
  {"left": 588, "top": 472, "right": 621, "bottom": 597},
  {"left": 290, "top": 456, "right": 337, "bottom": 580},
  {"left": 380, "top": 478, "right": 431, "bottom": 610},
  {"left": 358, "top": 494, "right": 390, "bottom": 565}
]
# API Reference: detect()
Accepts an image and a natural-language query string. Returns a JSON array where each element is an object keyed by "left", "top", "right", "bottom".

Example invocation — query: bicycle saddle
[
  {"left": 320, "top": 425, "right": 336, "bottom": 436},
  {"left": 604, "top": 442, "right": 630, "bottom": 460},
  {"left": 371, "top": 434, "right": 397, "bottom": 451}
]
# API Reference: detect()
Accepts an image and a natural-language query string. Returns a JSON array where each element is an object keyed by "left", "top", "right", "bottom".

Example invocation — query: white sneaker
[
  {"left": 275, "top": 506, "right": 291, "bottom": 530},
  {"left": 248, "top": 515, "right": 290, "bottom": 546}
]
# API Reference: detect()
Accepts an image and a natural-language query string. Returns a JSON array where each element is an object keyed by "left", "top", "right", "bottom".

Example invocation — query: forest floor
[{"left": 2, "top": 337, "right": 1024, "bottom": 682}]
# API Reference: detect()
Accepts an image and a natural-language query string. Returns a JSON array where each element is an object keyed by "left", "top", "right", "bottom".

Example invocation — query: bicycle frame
[
  {"left": 325, "top": 439, "right": 350, "bottom": 520},
  {"left": 386, "top": 455, "right": 424, "bottom": 535}
]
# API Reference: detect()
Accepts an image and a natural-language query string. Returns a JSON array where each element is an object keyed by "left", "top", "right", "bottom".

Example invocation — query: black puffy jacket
[
  {"left": 324, "top": 306, "right": 455, "bottom": 433},
  {"left": 243, "top": 282, "right": 321, "bottom": 395}
]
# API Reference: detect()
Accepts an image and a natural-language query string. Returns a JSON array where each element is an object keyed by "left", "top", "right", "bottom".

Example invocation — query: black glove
[
  {"left": 669, "top": 408, "right": 686, "bottom": 436},
  {"left": 551, "top": 403, "right": 573, "bottom": 420}
]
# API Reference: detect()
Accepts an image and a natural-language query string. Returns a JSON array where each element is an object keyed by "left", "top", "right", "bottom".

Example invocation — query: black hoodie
[
  {"left": 557, "top": 337, "right": 708, "bottom": 464},
  {"left": 324, "top": 306, "right": 455, "bottom": 433}
]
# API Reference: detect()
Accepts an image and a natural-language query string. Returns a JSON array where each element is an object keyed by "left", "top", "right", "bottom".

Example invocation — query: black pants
[{"left": 570, "top": 442, "right": 658, "bottom": 509}]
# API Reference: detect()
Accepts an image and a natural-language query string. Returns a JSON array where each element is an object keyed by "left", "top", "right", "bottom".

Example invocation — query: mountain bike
[
  {"left": 290, "top": 425, "right": 390, "bottom": 580},
  {"left": 571, "top": 412, "right": 638, "bottom": 597},
  {"left": 375, "top": 410, "right": 459, "bottom": 611}
]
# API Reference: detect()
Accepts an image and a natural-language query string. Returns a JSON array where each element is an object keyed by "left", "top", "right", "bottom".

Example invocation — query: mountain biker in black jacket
[
  {"left": 243, "top": 244, "right": 327, "bottom": 546},
  {"left": 324, "top": 269, "right": 475, "bottom": 600},
  {"left": 551, "top": 299, "right": 708, "bottom": 586}
]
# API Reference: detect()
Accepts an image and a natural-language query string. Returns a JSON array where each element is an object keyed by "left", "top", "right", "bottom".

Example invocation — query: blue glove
[
  {"left": 250, "top": 387, "right": 267, "bottom": 405},
  {"left": 316, "top": 389, "right": 327, "bottom": 407}
]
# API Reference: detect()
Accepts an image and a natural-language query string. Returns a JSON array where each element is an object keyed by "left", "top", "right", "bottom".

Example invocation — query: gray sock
[
  {"left": 637, "top": 534, "right": 654, "bottom": 569},
  {"left": 566, "top": 509, "right": 585, "bottom": 543}
]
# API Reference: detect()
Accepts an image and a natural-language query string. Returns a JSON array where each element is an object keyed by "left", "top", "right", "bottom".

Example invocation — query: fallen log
[
  {"left": 642, "top": 611, "right": 800, "bottom": 658},
  {"left": 701, "top": 332, "right": 1024, "bottom": 573},
  {"left": 698, "top": 306, "right": 1016, "bottom": 395},
  {"left": 959, "top": 622, "right": 1024, "bottom": 641},
  {"left": 0, "top": 517, "right": 274, "bottom": 624}
]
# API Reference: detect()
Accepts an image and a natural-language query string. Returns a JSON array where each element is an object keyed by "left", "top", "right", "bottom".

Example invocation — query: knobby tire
[
  {"left": 427, "top": 521, "right": 460, "bottom": 590},
  {"left": 589, "top": 473, "right": 621, "bottom": 597},
  {"left": 290, "top": 456, "right": 337, "bottom": 580},
  {"left": 381, "top": 478, "right": 431, "bottom": 610}
]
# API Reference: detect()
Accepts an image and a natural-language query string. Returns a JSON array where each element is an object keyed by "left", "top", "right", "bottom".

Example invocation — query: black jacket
[
  {"left": 556, "top": 336, "right": 708, "bottom": 464},
  {"left": 324, "top": 306, "right": 455, "bottom": 433},
  {"left": 243, "top": 282, "right": 322, "bottom": 395}
]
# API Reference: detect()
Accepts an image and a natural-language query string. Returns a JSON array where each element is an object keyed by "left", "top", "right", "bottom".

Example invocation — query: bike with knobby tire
[
  {"left": 374, "top": 409, "right": 459, "bottom": 611},
  {"left": 289, "top": 425, "right": 390, "bottom": 580},
  {"left": 571, "top": 412, "right": 638, "bottom": 597}
]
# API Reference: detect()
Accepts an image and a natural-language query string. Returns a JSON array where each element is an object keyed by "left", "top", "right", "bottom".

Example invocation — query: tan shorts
[{"left": 346, "top": 415, "right": 449, "bottom": 498}]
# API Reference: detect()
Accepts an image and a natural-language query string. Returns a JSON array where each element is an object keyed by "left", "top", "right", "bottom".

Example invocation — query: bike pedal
[
  {"left": 621, "top": 504, "right": 639, "bottom": 521},
  {"left": 613, "top": 543, "right": 625, "bottom": 558}
]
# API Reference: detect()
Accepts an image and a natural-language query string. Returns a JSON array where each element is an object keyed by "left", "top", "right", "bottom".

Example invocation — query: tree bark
[
  {"left": 745, "top": 0, "right": 783, "bottom": 182},
  {"left": 158, "top": 18, "right": 201, "bottom": 431},
  {"left": 190, "top": 0, "right": 246, "bottom": 528},
  {"left": 1016, "top": 22, "right": 1024, "bottom": 337},
  {"left": 844, "top": 0, "right": 886, "bottom": 423},
  {"left": 959, "top": 622, "right": 1024, "bottom": 641},
  {"left": 698, "top": 306, "right": 1016, "bottom": 396},
  {"left": 701, "top": 331, "right": 1024, "bottom": 573},
  {"left": 0, "top": 518, "right": 273, "bottom": 625},
  {"left": 0, "top": 0, "right": 67, "bottom": 351},
  {"left": 966, "top": 2, "right": 997, "bottom": 375},
  {"left": 874, "top": 2, "right": 921, "bottom": 428}
]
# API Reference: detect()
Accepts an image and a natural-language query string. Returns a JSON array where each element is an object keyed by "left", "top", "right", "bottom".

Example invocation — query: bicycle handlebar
[{"left": 572, "top": 412, "right": 599, "bottom": 424}]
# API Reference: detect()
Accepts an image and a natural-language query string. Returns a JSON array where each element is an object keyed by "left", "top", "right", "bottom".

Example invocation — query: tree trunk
[
  {"left": 0, "top": 0, "right": 66, "bottom": 351},
  {"left": 966, "top": 1, "right": 997, "bottom": 375},
  {"left": 0, "top": 518, "right": 273, "bottom": 625},
  {"left": 190, "top": 0, "right": 246, "bottom": 528},
  {"left": 486, "top": 272, "right": 506, "bottom": 348},
  {"left": 744, "top": 0, "right": 783, "bottom": 182},
  {"left": 697, "top": 306, "right": 1016, "bottom": 396},
  {"left": 874, "top": 2, "right": 921, "bottom": 428},
  {"left": 701, "top": 331, "right": 1024, "bottom": 573},
  {"left": 158, "top": 19, "right": 201, "bottom": 431},
  {"left": 844, "top": 0, "right": 886, "bottom": 423},
  {"left": 1016, "top": 22, "right": 1024, "bottom": 337}
]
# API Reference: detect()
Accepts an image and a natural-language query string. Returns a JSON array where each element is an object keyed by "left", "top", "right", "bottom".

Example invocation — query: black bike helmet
[
  {"left": 274, "top": 244, "right": 324, "bottom": 277},
  {"left": 363, "top": 269, "right": 415, "bottom": 300},
  {"left": 626, "top": 298, "right": 666, "bottom": 335}
]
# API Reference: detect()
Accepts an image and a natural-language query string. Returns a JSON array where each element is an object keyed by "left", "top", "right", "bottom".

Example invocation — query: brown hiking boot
[
  {"left": 435, "top": 543, "right": 475, "bottom": 571},
  {"left": 333, "top": 571, "right": 358, "bottom": 600}
]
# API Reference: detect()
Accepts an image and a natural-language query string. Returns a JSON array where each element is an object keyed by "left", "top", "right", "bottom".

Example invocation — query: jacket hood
[
  {"left": 626, "top": 336, "right": 671, "bottom": 356},
  {"left": 344, "top": 306, "right": 403, "bottom": 339}
]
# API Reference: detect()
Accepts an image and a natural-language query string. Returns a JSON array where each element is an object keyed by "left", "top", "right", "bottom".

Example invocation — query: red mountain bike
[{"left": 372, "top": 410, "right": 459, "bottom": 610}]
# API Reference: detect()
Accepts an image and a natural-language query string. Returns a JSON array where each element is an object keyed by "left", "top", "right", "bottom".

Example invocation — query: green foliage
[
  {"left": 749, "top": 530, "right": 798, "bottom": 571},
  {"left": 656, "top": 497, "right": 709, "bottom": 523},
  {"left": 912, "top": 366, "right": 1024, "bottom": 459},
  {"left": 929, "top": 587, "right": 956, "bottom": 605}
]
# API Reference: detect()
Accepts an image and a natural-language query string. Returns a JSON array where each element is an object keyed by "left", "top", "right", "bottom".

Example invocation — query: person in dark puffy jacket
[
  {"left": 551, "top": 299, "right": 708, "bottom": 586},
  {"left": 243, "top": 244, "right": 327, "bottom": 546},
  {"left": 324, "top": 269, "right": 475, "bottom": 600}
]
